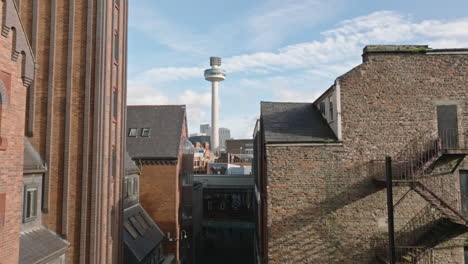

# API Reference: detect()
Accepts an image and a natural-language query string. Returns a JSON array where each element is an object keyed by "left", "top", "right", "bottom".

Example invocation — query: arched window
[{"left": 0, "top": 80, "right": 8, "bottom": 150}]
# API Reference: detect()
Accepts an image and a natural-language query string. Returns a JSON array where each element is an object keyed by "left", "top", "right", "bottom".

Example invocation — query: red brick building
[
  {"left": 254, "top": 45, "right": 468, "bottom": 263},
  {"left": 126, "top": 105, "right": 192, "bottom": 263},
  {"left": 0, "top": 0, "right": 129, "bottom": 263},
  {"left": 0, "top": 1, "right": 35, "bottom": 262}
]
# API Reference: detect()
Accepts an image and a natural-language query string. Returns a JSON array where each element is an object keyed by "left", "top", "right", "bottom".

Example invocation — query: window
[
  {"left": 129, "top": 216, "right": 146, "bottom": 236},
  {"left": 319, "top": 102, "right": 325, "bottom": 115},
  {"left": 135, "top": 213, "right": 149, "bottom": 231},
  {"left": 465, "top": 246, "right": 468, "bottom": 264},
  {"left": 124, "top": 222, "right": 138, "bottom": 239},
  {"left": 112, "top": 150, "right": 117, "bottom": 177},
  {"left": 23, "top": 186, "right": 38, "bottom": 222},
  {"left": 112, "top": 90, "right": 118, "bottom": 120},
  {"left": 128, "top": 128, "right": 137, "bottom": 137},
  {"left": 113, "top": 31, "right": 119, "bottom": 63},
  {"left": 125, "top": 177, "right": 137, "bottom": 198},
  {"left": 132, "top": 178, "right": 138, "bottom": 195},
  {"left": 329, "top": 97, "right": 334, "bottom": 121},
  {"left": 124, "top": 178, "right": 129, "bottom": 197},
  {"left": 141, "top": 128, "right": 150, "bottom": 137}
]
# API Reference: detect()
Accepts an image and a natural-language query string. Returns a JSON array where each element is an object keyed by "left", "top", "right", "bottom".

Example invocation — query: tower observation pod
[{"left": 204, "top": 57, "right": 226, "bottom": 153}]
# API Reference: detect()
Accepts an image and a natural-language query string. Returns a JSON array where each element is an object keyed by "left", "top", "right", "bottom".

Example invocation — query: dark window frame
[
  {"left": 23, "top": 185, "right": 38, "bottom": 222},
  {"left": 128, "top": 128, "right": 137, "bottom": 137},
  {"left": 141, "top": 128, "right": 151, "bottom": 137},
  {"left": 124, "top": 222, "right": 138, "bottom": 239}
]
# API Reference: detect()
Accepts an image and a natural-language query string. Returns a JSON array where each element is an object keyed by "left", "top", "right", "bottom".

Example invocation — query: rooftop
[
  {"left": 23, "top": 138, "right": 46, "bottom": 173},
  {"left": 261, "top": 102, "right": 337, "bottom": 143},
  {"left": 363, "top": 45, "right": 468, "bottom": 54},
  {"left": 123, "top": 204, "right": 165, "bottom": 262},
  {"left": 19, "top": 227, "right": 69, "bottom": 264},
  {"left": 126, "top": 105, "right": 186, "bottom": 160}
]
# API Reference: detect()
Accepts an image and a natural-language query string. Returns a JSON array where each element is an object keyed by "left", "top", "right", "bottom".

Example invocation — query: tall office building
[
  {"left": 219, "top": 127, "right": 231, "bottom": 150},
  {"left": 0, "top": 0, "right": 128, "bottom": 263}
]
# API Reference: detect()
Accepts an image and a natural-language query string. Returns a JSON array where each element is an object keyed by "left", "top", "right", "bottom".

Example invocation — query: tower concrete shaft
[
  {"left": 211, "top": 81, "right": 219, "bottom": 151},
  {"left": 204, "top": 57, "right": 226, "bottom": 152}
]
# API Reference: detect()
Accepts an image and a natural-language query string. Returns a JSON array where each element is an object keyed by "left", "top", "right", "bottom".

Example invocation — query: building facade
[
  {"left": 219, "top": 127, "right": 231, "bottom": 150},
  {"left": 0, "top": 1, "right": 35, "bottom": 261},
  {"left": 0, "top": 0, "right": 129, "bottom": 263},
  {"left": 254, "top": 45, "right": 468, "bottom": 263},
  {"left": 123, "top": 152, "right": 174, "bottom": 264},
  {"left": 126, "top": 105, "right": 192, "bottom": 263}
]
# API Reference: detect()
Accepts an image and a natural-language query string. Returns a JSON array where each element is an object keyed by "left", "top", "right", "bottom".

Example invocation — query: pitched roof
[
  {"left": 125, "top": 151, "right": 139, "bottom": 175},
  {"left": 123, "top": 204, "right": 165, "bottom": 262},
  {"left": 23, "top": 138, "right": 47, "bottom": 173},
  {"left": 260, "top": 102, "right": 337, "bottom": 143},
  {"left": 19, "top": 227, "right": 69, "bottom": 264},
  {"left": 126, "top": 105, "right": 186, "bottom": 160}
]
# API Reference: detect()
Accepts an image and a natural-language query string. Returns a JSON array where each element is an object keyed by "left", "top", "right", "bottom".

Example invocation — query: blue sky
[{"left": 128, "top": 0, "right": 468, "bottom": 138}]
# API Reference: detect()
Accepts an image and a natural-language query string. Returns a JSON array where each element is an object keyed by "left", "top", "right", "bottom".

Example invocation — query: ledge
[{"left": 363, "top": 45, "right": 430, "bottom": 54}]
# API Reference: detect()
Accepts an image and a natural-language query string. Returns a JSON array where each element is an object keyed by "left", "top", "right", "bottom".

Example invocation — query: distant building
[
  {"left": 226, "top": 139, "right": 253, "bottom": 154},
  {"left": 198, "top": 124, "right": 231, "bottom": 151},
  {"left": 219, "top": 127, "right": 231, "bottom": 150},
  {"left": 189, "top": 135, "right": 211, "bottom": 148},
  {"left": 127, "top": 105, "right": 192, "bottom": 263},
  {"left": 193, "top": 142, "right": 211, "bottom": 174},
  {"left": 200, "top": 124, "right": 211, "bottom": 135},
  {"left": 192, "top": 174, "right": 256, "bottom": 263}
]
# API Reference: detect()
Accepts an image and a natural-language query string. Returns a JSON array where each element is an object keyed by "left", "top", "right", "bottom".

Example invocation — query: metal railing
[
  {"left": 370, "top": 129, "right": 461, "bottom": 182},
  {"left": 375, "top": 241, "right": 433, "bottom": 264},
  {"left": 439, "top": 128, "right": 459, "bottom": 150},
  {"left": 373, "top": 129, "right": 465, "bottom": 263}
]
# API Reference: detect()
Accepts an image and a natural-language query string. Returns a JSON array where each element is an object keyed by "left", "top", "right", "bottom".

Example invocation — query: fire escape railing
[{"left": 371, "top": 129, "right": 467, "bottom": 263}]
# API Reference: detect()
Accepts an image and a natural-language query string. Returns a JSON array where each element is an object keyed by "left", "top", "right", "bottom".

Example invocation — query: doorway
[{"left": 437, "top": 105, "right": 459, "bottom": 149}]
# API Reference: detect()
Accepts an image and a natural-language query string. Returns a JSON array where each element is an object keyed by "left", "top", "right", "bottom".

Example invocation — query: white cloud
[
  {"left": 128, "top": 10, "right": 468, "bottom": 138},
  {"left": 247, "top": 0, "right": 341, "bottom": 49},
  {"left": 127, "top": 84, "right": 169, "bottom": 105},
  {"left": 177, "top": 90, "right": 211, "bottom": 109},
  {"left": 220, "top": 115, "right": 259, "bottom": 139},
  {"left": 132, "top": 67, "right": 203, "bottom": 85},
  {"left": 271, "top": 89, "right": 322, "bottom": 103},
  {"left": 224, "top": 11, "right": 468, "bottom": 73}
]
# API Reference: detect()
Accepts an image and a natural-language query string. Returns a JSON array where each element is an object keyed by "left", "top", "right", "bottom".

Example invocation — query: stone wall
[{"left": 265, "top": 49, "right": 468, "bottom": 263}]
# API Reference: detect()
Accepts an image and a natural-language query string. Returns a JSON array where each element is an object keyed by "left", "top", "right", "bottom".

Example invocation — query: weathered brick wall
[
  {"left": 266, "top": 51, "right": 468, "bottom": 263},
  {"left": 0, "top": 2, "right": 28, "bottom": 262},
  {"left": 140, "top": 164, "right": 180, "bottom": 261}
]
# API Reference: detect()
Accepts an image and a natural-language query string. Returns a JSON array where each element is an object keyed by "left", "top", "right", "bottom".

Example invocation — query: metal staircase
[{"left": 371, "top": 130, "right": 468, "bottom": 263}]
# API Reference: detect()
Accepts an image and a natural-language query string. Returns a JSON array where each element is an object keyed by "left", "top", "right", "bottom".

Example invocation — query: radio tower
[{"left": 204, "top": 57, "right": 226, "bottom": 153}]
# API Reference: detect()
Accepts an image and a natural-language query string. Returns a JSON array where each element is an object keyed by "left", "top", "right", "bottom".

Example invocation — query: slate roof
[
  {"left": 261, "top": 102, "right": 337, "bottom": 143},
  {"left": 23, "top": 138, "right": 47, "bottom": 173},
  {"left": 126, "top": 105, "right": 186, "bottom": 160},
  {"left": 125, "top": 151, "right": 140, "bottom": 175},
  {"left": 123, "top": 204, "right": 165, "bottom": 262},
  {"left": 19, "top": 227, "right": 69, "bottom": 264}
]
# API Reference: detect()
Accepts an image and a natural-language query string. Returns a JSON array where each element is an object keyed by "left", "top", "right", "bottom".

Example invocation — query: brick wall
[
  {"left": 0, "top": 2, "right": 28, "bottom": 262},
  {"left": 140, "top": 164, "right": 180, "bottom": 261},
  {"left": 264, "top": 50, "right": 468, "bottom": 263}
]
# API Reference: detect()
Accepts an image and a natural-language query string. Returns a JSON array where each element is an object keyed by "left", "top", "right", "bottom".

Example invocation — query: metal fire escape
[{"left": 371, "top": 129, "right": 468, "bottom": 264}]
